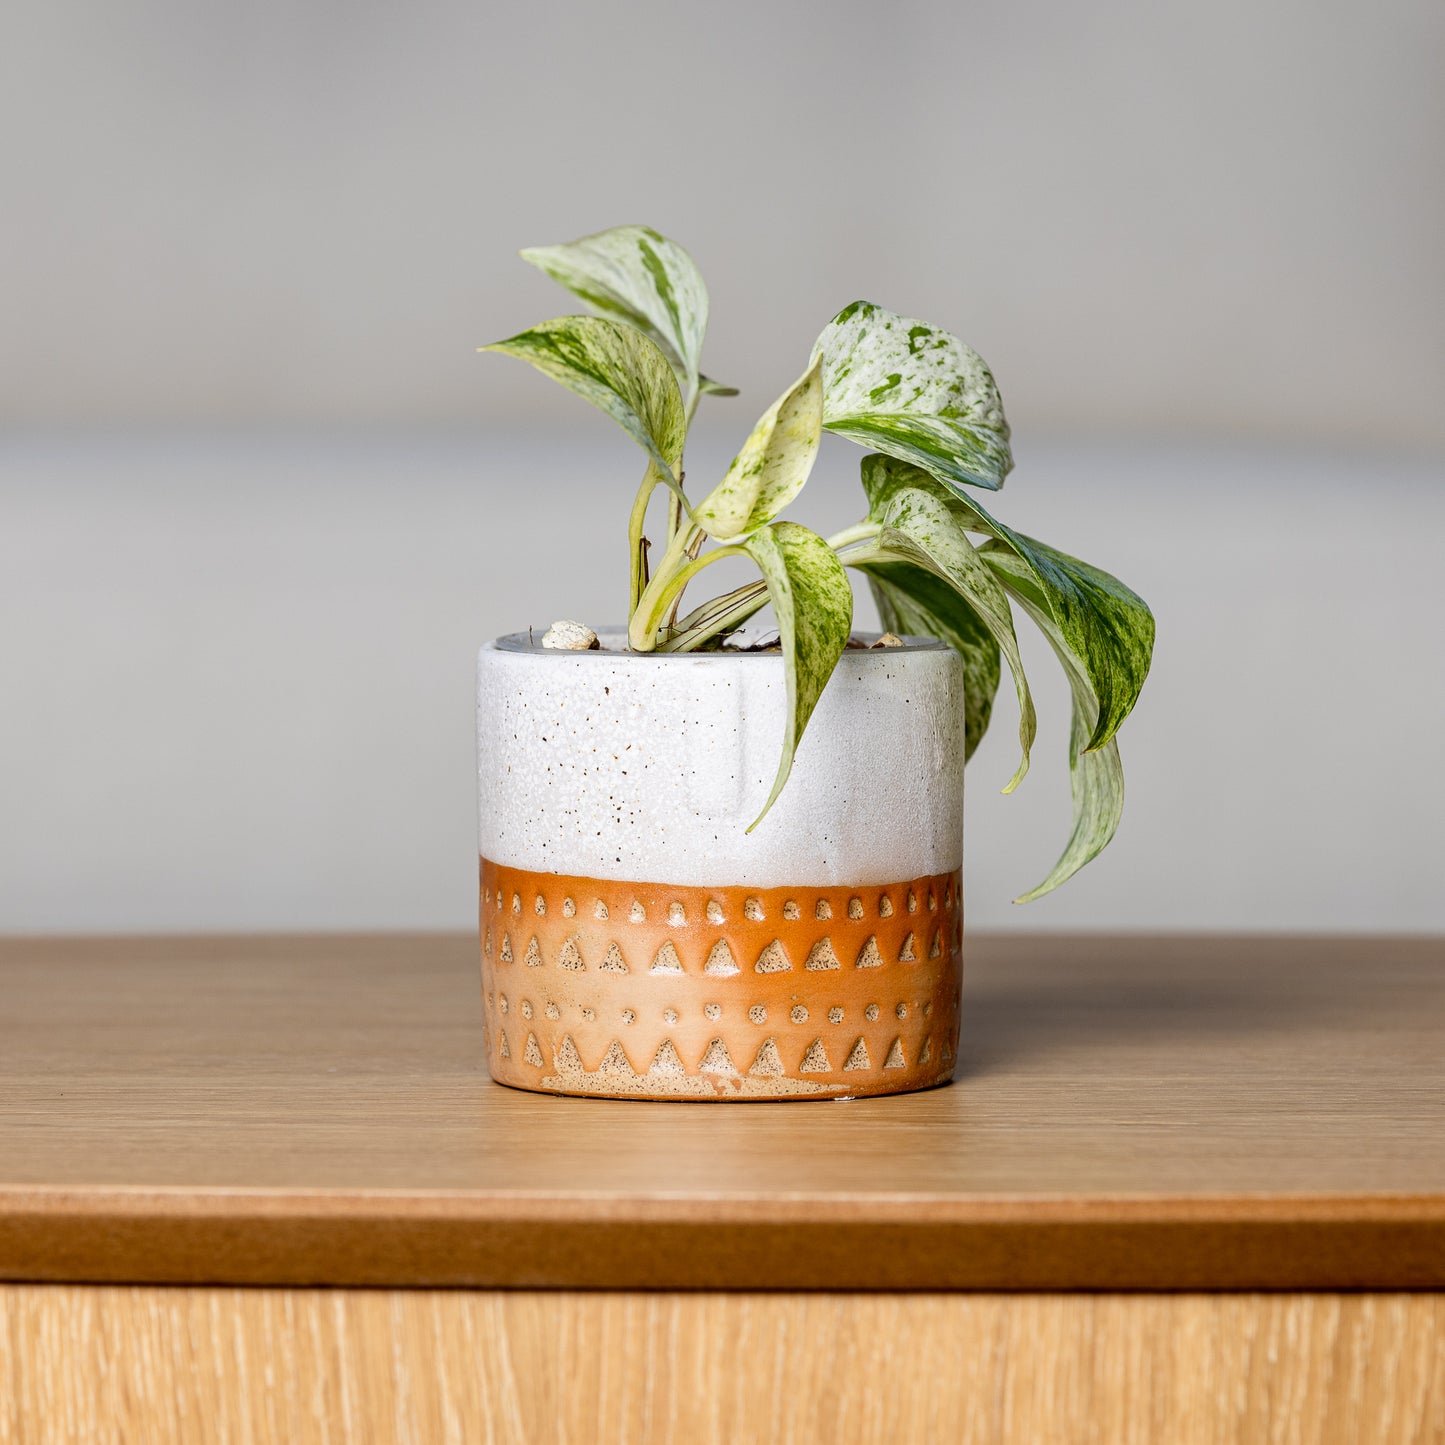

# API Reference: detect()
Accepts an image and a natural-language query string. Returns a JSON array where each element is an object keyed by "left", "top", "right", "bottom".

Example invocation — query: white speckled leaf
[
  {"left": 978, "top": 550, "right": 1127, "bottom": 902},
  {"left": 844, "top": 456, "right": 1036, "bottom": 790},
  {"left": 520, "top": 226, "right": 715, "bottom": 396},
  {"left": 812, "top": 302, "right": 1012, "bottom": 492},
  {"left": 742, "top": 521, "right": 853, "bottom": 831},
  {"left": 482, "top": 315, "right": 686, "bottom": 485},
  {"left": 693, "top": 359, "right": 823, "bottom": 541}
]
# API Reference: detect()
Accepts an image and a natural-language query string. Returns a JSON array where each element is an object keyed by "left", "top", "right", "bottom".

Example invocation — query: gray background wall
[{"left": 3, "top": 0, "right": 1442, "bottom": 933}]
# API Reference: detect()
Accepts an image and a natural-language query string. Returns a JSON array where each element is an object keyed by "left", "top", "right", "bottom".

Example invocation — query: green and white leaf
[
  {"left": 482, "top": 315, "right": 686, "bottom": 488},
  {"left": 812, "top": 301, "right": 1012, "bottom": 492},
  {"left": 693, "top": 359, "right": 823, "bottom": 542},
  {"left": 866, "top": 564, "right": 1001, "bottom": 762},
  {"left": 741, "top": 521, "right": 854, "bottom": 832},
  {"left": 859, "top": 456, "right": 1153, "bottom": 751},
  {"left": 520, "top": 225, "right": 716, "bottom": 397},
  {"left": 698, "top": 374, "right": 739, "bottom": 397},
  {"left": 840, "top": 458, "right": 1036, "bottom": 790},
  {"left": 979, "top": 551, "right": 1127, "bottom": 903}
]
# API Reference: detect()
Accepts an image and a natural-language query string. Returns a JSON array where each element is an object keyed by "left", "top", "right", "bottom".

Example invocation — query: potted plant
[{"left": 477, "top": 225, "right": 1153, "bottom": 1100}]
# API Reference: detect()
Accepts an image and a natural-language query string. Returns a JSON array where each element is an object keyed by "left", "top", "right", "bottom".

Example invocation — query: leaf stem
[
  {"left": 631, "top": 540, "right": 741, "bottom": 650},
  {"left": 627, "top": 468, "right": 656, "bottom": 617},
  {"left": 826, "top": 520, "right": 882, "bottom": 552},
  {"left": 665, "top": 385, "right": 705, "bottom": 550},
  {"left": 659, "top": 578, "right": 770, "bottom": 652}
]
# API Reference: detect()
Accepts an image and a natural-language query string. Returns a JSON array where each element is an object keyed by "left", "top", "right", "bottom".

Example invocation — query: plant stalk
[
  {"left": 631, "top": 539, "right": 739, "bottom": 650},
  {"left": 659, "top": 578, "right": 770, "bottom": 652}
]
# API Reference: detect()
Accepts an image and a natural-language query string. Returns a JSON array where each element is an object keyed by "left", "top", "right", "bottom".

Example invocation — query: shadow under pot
[{"left": 476, "top": 629, "right": 964, "bottom": 1100}]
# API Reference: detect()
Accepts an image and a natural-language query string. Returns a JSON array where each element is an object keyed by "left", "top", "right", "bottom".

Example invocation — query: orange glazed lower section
[{"left": 479, "top": 860, "right": 963, "bottom": 1100}]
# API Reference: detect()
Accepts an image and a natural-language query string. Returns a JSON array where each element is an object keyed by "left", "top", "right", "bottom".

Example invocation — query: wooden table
[{"left": 0, "top": 933, "right": 1441, "bottom": 1443}]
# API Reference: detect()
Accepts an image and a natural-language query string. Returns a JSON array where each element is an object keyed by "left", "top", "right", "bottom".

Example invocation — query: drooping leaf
[
  {"left": 845, "top": 456, "right": 1036, "bottom": 790},
  {"left": 482, "top": 315, "right": 686, "bottom": 488},
  {"left": 977, "top": 551, "right": 1128, "bottom": 902},
  {"left": 860, "top": 456, "right": 1153, "bottom": 750},
  {"left": 698, "top": 374, "right": 739, "bottom": 397},
  {"left": 741, "top": 521, "right": 853, "bottom": 831},
  {"left": 812, "top": 301, "right": 1012, "bottom": 492},
  {"left": 693, "top": 359, "right": 823, "bottom": 542},
  {"left": 520, "top": 225, "right": 717, "bottom": 397},
  {"left": 866, "top": 565, "right": 1001, "bottom": 762}
]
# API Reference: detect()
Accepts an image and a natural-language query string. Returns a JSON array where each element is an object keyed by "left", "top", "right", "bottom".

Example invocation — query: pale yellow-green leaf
[
  {"left": 741, "top": 522, "right": 853, "bottom": 831},
  {"left": 693, "top": 359, "right": 822, "bottom": 541}
]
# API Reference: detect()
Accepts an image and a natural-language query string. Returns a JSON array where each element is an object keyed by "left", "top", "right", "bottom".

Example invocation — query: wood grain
[
  {"left": 0, "top": 932, "right": 1442, "bottom": 1288},
  {"left": 2, "top": 1286, "right": 1442, "bottom": 1445}
]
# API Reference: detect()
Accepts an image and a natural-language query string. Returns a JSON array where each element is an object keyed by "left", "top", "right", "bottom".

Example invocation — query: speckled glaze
[{"left": 477, "top": 630, "right": 966, "bottom": 1100}]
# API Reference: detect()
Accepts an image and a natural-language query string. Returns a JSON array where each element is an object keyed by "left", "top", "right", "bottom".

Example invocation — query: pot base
[{"left": 479, "top": 860, "right": 962, "bottom": 1101}]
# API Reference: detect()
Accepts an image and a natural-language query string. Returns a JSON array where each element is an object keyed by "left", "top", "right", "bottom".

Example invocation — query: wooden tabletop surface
[{"left": 0, "top": 932, "right": 1441, "bottom": 1290}]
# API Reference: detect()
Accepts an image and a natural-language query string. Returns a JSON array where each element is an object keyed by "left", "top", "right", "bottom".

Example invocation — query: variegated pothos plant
[{"left": 484, "top": 226, "right": 1154, "bottom": 901}]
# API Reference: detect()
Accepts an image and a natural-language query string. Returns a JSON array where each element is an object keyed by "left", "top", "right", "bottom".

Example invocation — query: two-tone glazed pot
[{"left": 476, "top": 629, "right": 964, "bottom": 1100}]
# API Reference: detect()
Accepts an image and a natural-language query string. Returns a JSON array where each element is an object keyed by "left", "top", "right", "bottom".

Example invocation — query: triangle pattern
[
  {"left": 597, "top": 1039, "right": 639, "bottom": 1080},
  {"left": 799, "top": 1038, "right": 831, "bottom": 1073},
  {"left": 941, "top": 1036, "right": 953, "bottom": 1063},
  {"left": 598, "top": 942, "right": 629, "bottom": 973},
  {"left": 805, "top": 937, "right": 841, "bottom": 971},
  {"left": 754, "top": 939, "right": 792, "bottom": 974},
  {"left": 649, "top": 1039, "right": 688, "bottom": 1079},
  {"left": 843, "top": 1037, "right": 871, "bottom": 1071},
  {"left": 704, "top": 939, "right": 740, "bottom": 976},
  {"left": 500, "top": 933, "right": 513, "bottom": 963},
  {"left": 524, "top": 1032, "right": 544, "bottom": 1067},
  {"left": 559, "top": 937, "right": 585, "bottom": 971},
  {"left": 556, "top": 1034, "right": 583, "bottom": 1071},
  {"left": 855, "top": 936, "right": 884, "bottom": 968},
  {"left": 698, "top": 1038, "right": 738, "bottom": 1077},
  {"left": 749, "top": 1038, "right": 784, "bottom": 1078},
  {"left": 524, "top": 936, "right": 543, "bottom": 968},
  {"left": 918, "top": 1035, "right": 932, "bottom": 1065},
  {"left": 884, "top": 1037, "right": 907, "bottom": 1069},
  {"left": 650, "top": 941, "right": 684, "bottom": 974},
  {"left": 499, "top": 1029, "right": 511, "bottom": 1060},
  {"left": 929, "top": 929, "right": 942, "bottom": 960},
  {"left": 484, "top": 926, "right": 492, "bottom": 957},
  {"left": 898, "top": 932, "right": 917, "bottom": 962}
]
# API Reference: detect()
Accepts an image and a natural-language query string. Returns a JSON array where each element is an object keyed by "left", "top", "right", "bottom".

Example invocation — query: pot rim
[{"left": 487, "top": 628, "right": 951, "bottom": 658}]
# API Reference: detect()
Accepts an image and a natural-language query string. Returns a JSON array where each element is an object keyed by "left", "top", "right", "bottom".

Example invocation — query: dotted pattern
[{"left": 479, "top": 860, "right": 962, "bottom": 1100}]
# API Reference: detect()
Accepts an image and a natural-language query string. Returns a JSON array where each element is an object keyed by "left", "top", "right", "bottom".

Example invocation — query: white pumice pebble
[{"left": 541, "top": 620, "right": 600, "bottom": 650}]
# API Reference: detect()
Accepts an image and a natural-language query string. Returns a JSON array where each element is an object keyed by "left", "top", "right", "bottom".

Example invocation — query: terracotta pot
[{"left": 476, "top": 630, "right": 964, "bottom": 1100}]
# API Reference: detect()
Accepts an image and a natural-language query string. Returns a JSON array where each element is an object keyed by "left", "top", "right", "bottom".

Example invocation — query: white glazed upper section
[{"left": 477, "top": 631, "right": 964, "bottom": 887}]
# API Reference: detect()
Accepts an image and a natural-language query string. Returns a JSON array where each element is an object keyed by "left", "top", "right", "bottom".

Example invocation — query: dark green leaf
[
  {"left": 976, "top": 551, "right": 1128, "bottom": 902},
  {"left": 861, "top": 456, "right": 1153, "bottom": 750},
  {"left": 865, "top": 563, "right": 1001, "bottom": 761}
]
